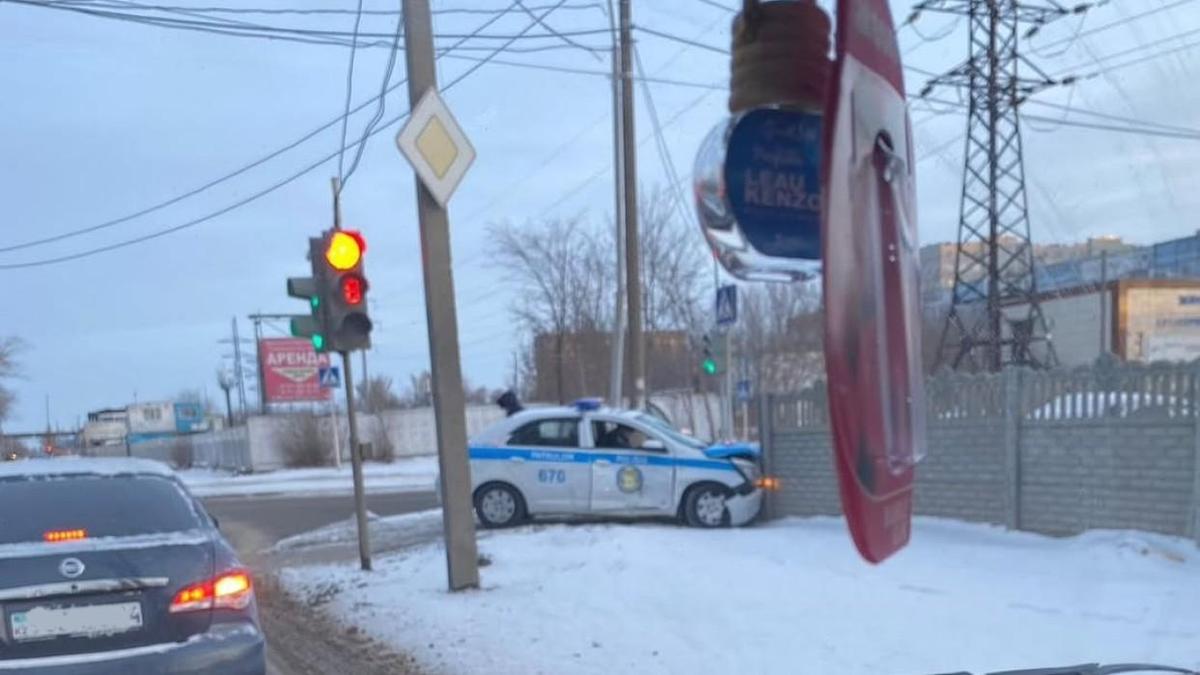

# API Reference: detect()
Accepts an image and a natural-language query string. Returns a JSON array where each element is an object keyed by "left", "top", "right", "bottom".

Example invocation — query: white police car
[{"left": 462, "top": 399, "right": 764, "bottom": 528}]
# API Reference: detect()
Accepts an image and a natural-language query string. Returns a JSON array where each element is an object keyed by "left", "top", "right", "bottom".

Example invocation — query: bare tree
[
  {"left": 401, "top": 370, "right": 434, "bottom": 408},
  {"left": 357, "top": 375, "right": 402, "bottom": 412},
  {"left": 489, "top": 186, "right": 708, "bottom": 401},
  {"left": 0, "top": 338, "right": 24, "bottom": 427},
  {"left": 635, "top": 185, "right": 708, "bottom": 334},
  {"left": 735, "top": 283, "right": 824, "bottom": 393}
]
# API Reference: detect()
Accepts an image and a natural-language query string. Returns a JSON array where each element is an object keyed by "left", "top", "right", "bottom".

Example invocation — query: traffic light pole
[
  {"left": 341, "top": 351, "right": 372, "bottom": 571},
  {"left": 401, "top": 0, "right": 480, "bottom": 592}
]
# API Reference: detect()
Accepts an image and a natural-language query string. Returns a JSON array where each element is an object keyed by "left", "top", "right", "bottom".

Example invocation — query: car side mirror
[{"left": 642, "top": 439, "right": 665, "bottom": 451}]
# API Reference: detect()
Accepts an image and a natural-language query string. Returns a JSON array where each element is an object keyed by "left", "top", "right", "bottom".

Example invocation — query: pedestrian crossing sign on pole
[
  {"left": 318, "top": 366, "right": 341, "bottom": 390},
  {"left": 716, "top": 284, "right": 738, "bottom": 327}
]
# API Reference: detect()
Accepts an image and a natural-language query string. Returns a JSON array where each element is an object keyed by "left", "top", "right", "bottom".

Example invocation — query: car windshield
[
  {"left": 634, "top": 413, "right": 708, "bottom": 450},
  {"left": 0, "top": 474, "right": 203, "bottom": 545},
  {"left": 3, "top": 0, "right": 1197, "bottom": 673}
]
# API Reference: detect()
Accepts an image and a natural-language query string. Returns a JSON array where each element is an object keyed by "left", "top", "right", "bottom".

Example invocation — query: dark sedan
[{"left": 0, "top": 457, "right": 265, "bottom": 674}]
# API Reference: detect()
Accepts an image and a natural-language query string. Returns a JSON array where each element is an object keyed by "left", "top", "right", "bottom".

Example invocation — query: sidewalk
[{"left": 179, "top": 456, "right": 438, "bottom": 498}]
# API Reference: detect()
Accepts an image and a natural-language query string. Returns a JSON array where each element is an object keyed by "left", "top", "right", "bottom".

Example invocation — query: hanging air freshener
[{"left": 694, "top": 0, "right": 831, "bottom": 282}]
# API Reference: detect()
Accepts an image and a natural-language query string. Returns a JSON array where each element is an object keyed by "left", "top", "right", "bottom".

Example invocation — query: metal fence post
[
  {"left": 757, "top": 393, "right": 776, "bottom": 521},
  {"left": 1003, "top": 368, "right": 1022, "bottom": 530}
]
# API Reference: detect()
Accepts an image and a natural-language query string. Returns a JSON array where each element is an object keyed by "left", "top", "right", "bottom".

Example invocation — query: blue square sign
[{"left": 318, "top": 366, "right": 341, "bottom": 390}]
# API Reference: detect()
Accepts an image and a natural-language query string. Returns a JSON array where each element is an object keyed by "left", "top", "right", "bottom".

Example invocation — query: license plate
[{"left": 9, "top": 602, "right": 143, "bottom": 642}]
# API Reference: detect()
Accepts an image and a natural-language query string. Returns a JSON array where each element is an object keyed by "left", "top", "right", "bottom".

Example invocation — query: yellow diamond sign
[{"left": 396, "top": 88, "right": 475, "bottom": 207}]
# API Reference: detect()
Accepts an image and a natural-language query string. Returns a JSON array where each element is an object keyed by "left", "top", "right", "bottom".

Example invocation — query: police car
[{"left": 462, "top": 399, "right": 764, "bottom": 528}]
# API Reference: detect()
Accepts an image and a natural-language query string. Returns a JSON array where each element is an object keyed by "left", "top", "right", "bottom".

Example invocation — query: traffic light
[
  {"left": 319, "top": 229, "right": 372, "bottom": 352},
  {"left": 287, "top": 235, "right": 326, "bottom": 351},
  {"left": 287, "top": 230, "right": 373, "bottom": 353},
  {"left": 701, "top": 332, "right": 727, "bottom": 376}
]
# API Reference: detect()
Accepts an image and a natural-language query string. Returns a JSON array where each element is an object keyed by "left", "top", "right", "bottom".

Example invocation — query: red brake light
[
  {"left": 170, "top": 571, "right": 253, "bottom": 614},
  {"left": 43, "top": 528, "right": 87, "bottom": 543}
]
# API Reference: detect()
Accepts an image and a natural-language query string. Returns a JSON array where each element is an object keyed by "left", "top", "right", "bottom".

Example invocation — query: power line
[
  {"left": 42, "top": 0, "right": 604, "bottom": 16},
  {"left": 1036, "top": 0, "right": 1197, "bottom": 51},
  {"left": 0, "top": 0, "right": 570, "bottom": 268},
  {"left": 695, "top": 0, "right": 734, "bottom": 12},
  {"left": 342, "top": 0, "right": 405, "bottom": 189},
  {"left": 13, "top": 1, "right": 612, "bottom": 48},
  {"left": 336, "top": 0, "right": 367, "bottom": 186},
  {"left": 0, "top": 0, "right": 533, "bottom": 254},
  {"left": 633, "top": 24, "right": 729, "bottom": 54},
  {"left": 633, "top": 45, "right": 689, "bottom": 225},
  {"left": 917, "top": 95, "right": 1200, "bottom": 141}
]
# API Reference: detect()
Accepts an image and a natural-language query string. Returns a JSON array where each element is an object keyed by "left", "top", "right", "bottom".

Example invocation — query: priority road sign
[
  {"left": 395, "top": 88, "right": 476, "bottom": 208},
  {"left": 716, "top": 284, "right": 738, "bottom": 327},
  {"left": 318, "top": 366, "right": 341, "bottom": 390}
]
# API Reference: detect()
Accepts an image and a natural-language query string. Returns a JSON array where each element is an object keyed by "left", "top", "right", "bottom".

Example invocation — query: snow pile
[
  {"left": 179, "top": 456, "right": 438, "bottom": 498},
  {"left": 272, "top": 509, "right": 445, "bottom": 552},
  {"left": 280, "top": 517, "right": 1200, "bottom": 675}
]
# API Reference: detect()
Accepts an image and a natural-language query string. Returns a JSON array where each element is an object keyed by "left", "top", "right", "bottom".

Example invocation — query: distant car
[
  {"left": 0, "top": 458, "right": 265, "bottom": 674},
  {"left": 459, "top": 399, "right": 767, "bottom": 528}
]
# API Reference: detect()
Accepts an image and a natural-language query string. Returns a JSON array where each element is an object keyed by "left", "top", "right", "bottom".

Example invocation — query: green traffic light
[
  {"left": 702, "top": 358, "right": 717, "bottom": 375},
  {"left": 312, "top": 334, "right": 326, "bottom": 351},
  {"left": 310, "top": 296, "right": 320, "bottom": 311}
]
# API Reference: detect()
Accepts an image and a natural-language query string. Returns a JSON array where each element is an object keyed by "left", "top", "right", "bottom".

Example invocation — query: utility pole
[
  {"left": 231, "top": 317, "right": 248, "bottom": 422},
  {"left": 401, "top": 0, "right": 480, "bottom": 592},
  {"left": 251, "top": 315, "right": 266, "bottom": 414},
  {"left": 917, "top": 0, "right": 1086, "bottom": 371},
  {"left": 342, "top": 350, "right": 371, "bottom": 571},
  {"left": 619, "top": 0, "right": 645, "bottom": 409},
  {"left": 607, "top": 0, "right": 626, "bottom": 408}
]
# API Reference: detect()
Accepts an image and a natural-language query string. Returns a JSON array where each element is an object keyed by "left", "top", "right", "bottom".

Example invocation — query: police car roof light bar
[{"left": 572, "top": 398, "right": 604, "bottom": 412}]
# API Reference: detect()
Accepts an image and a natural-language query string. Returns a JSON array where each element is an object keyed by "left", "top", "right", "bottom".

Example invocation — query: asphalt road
[
  {"left": 203, "top": 490, "right": 439, "bottom": 546},
  {"left": 202, "top": 490, "right": 438, "bottom": 675}
]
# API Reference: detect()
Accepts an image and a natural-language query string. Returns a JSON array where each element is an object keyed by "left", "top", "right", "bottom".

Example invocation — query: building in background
[
  {"left": 919, "top": 236, "right": 1135, "bottom": 307},
  {"left": 81, "top": 408, "right": 127, "bottom": 448},
  {"left": 1006, "top": 279, "right": 1200, "bottom": 366}
]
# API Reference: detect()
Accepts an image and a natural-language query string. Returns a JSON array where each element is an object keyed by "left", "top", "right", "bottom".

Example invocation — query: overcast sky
[{"left": 2, "top": 0, "right": 1198, "bottom": 430}]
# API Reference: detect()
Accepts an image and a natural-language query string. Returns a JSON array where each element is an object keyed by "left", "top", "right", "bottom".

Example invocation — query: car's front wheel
[
  {"left": 473, "top": 482, "right": 527, "bottom": 528},
  {"left": 683, "top": 483, "right": 731, "bottom": 528}
]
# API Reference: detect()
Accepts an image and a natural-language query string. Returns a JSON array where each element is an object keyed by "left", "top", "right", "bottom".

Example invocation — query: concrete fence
[
  {"left": 761, "top": 358, "right": 1200, "bottom": 543},
  {"left": 130, "top": 404, "right": 506, "bottom": 472}
]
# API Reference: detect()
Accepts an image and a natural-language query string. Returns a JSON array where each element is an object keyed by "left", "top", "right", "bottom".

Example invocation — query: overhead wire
[
  {"left": 9, "top": 1, "right": 612, "bottom": 49},
  {"left": 0, "top": 0, "right": 536, "bottom": 255},
  {"left": 341, "top": 0, "right": 405, "bottom": 189},
  {"left": 0, "top": 0, "right": 573, "bottom": 269},
  {"left": 42, "top": 0, "right": 604, "bottom": 17},
  {"left": 335, "top": 0, "right": 367, "bottom": 186},
  {"left": 633, "top": 24, "right": 729, "bottom": 54}
]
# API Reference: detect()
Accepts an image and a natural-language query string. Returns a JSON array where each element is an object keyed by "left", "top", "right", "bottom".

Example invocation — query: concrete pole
[
  {"left": 401, "top": 0, "right": 480, "bottom": 592},
  {"left": 620, "top": 0, "right": 645, "bottom": 410},
  {"left": 607, "top": 0, "right": 626, "bottom": 408}
]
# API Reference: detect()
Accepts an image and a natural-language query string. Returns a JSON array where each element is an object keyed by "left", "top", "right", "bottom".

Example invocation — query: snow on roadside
[
  {"left": 179, "top": 456, "right": 437, "bottom": 498},
  {"left": 272, "top": 509, "right": 445, "bottom": 552},
  {"left": 280, "top": 517, "right": 1200, "bottom": 675}
]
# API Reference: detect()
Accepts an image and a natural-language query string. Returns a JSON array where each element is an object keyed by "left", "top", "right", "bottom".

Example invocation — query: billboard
[{"left": 259, "top": 338, "right": 332, "bottom": 403}]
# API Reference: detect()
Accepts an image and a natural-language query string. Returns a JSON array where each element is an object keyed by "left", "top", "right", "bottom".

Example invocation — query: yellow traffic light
[{"left": 325, "top": 231, "right": 365, "bottom": 271}]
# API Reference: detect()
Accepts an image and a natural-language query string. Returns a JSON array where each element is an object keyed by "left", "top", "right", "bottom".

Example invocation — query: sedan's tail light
[{"left": 169, "top": 571, "right": 253, "bottom": 613}]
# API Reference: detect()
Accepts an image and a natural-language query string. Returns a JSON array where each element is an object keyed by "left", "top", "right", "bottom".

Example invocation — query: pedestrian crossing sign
[
  {"left": 716, "top": 285, "right": 738, "bottom": 327},
  {"left": 318, "top": 366, "right": 341, "bottom": 390}
]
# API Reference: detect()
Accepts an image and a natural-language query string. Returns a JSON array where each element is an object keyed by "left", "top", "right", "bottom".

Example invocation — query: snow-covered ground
[
  {"left": 281, "top": 517, "right": 1200, "bottom": 675},
  {"left": 179, "top": 456, "right": 438, "bottom": 498}
]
